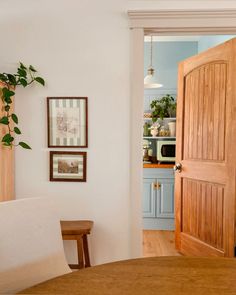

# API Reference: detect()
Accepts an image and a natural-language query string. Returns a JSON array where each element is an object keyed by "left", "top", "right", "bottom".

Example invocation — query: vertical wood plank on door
[
  {"left": 183, "top": 75, "right": 190, "bottom": 160},
  {"left": 207, "top": 65, "right": 213, "bottom": 160},
  {"left": 213, "top": 64, "right": 220, "bottom": 160},
  {"left": 188, "top": 74, "right": 194, "bottom": 160},
  {"left": 217, "top": 187, "right": 224, "bottom": 250},
  {"left": 200, "top": 181, "right": 206, "bottom": 244},
  {"left": 197, "top": 67, "right": 204, "bottom": 160},
  {"left": 201, "top": 66, "right": 209, "bottom": 159},
  {"left": 182, "top": 179, "right": 188, "bottom": 234},
  {"left": 196, "top": 181, "right": 201, "bottom": 239},
  {"left": 218, "top": 64, "right": 227, "bottom": 162},
  {"left": 205, "top": 184, "right": 212, "bottom": 244},
  {"left": 211, "top": 185, "right": 217, "bottom": 247},
  {"left": 192, "top": 70, "right": 199, "bottom": 160},
  {"left": 192, "top": 180, "right": 197, "bottom": 239}
]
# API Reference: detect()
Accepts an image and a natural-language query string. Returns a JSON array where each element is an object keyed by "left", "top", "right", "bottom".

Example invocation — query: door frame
[{"left": 128, "top": 8, "right": 236, "bottom": 258}]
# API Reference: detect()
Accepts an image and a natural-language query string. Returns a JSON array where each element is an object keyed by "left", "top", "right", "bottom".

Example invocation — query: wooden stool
[{"left": 60, "top": 220, "right": 93, "bottom": 269}]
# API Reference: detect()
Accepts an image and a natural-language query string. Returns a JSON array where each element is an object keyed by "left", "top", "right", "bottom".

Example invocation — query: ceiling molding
[
  {"left": 128, "top": 9, "right": 236, "bottom": 33},
  {"left": 128, "top": 9, "right": 236, "bottom": 19},
  {"left": 145, "top": 27, "right": 236, "bottom": 35}
]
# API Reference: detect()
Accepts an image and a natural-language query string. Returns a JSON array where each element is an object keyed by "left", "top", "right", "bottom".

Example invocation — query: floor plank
[{"left": 143, "top": 230, "right": 181, "bottom": 257}]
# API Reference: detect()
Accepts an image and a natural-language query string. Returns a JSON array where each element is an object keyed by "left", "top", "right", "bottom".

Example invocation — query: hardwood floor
[{"left": 143, "top": 230, "right": 181, "bottom": 257}]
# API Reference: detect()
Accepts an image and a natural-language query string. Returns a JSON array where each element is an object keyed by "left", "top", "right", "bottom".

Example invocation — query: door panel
[
  {"left": 143, "top": 178, "right": 156, "bottom": 218},
  {"left": 175, "top": 38, "right": 236, "bottom": 257},
  {"left": 182, "top": 178, "right": 224, "bottom": 250},
  {"left": 184, "top": 62, "right": 227, "bottom": 161}
]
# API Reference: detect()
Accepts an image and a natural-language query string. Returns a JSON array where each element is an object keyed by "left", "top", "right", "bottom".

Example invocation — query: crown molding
[
  {"left": 128, "top": 9, "right": 236, "bottom": 19},
  {"left": 144, "top": 27, "right": 236, "bottom": 35},
  {"left": 128, "top": 9, "right": 236, "bottom": 33}
]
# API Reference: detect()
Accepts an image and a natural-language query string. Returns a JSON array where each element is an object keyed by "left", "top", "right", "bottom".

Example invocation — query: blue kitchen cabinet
[
  {"left": 143, "top": 178, "right": 156, "bottom": 218},
  {"left": 143, "top": 168, "right": 175, "bottom": 230}
]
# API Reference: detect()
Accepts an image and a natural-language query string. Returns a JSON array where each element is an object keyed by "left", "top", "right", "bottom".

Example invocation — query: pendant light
[{"left": 144, "top": 35, "right": 163, "bottom": 89}]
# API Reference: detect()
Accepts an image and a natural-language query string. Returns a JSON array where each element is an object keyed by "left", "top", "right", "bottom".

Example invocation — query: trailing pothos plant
[{"left": 0, "top": 62, "right": 45, "bottom": 149}]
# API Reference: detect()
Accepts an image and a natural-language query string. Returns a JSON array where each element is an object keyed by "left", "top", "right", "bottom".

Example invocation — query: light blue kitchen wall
[
  {"left": 198, "top": 35, "right": 235, "bottom": 53},
  {"left": 144, "top": 41, "right": 198, "bottom": 112}
]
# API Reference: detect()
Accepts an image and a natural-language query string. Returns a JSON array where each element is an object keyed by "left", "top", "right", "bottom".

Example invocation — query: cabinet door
[
  {"left": 156, "top": 178, "right": 174, "bottom": 219},
  {"left": 143, "top": 178, "right": 156, "bottom": 218}
]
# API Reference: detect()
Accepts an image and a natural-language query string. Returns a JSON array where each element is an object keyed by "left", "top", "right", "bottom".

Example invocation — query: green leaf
[
  {"left": 4, "top": 105, "right": 10, "bottom": 112},
  {"left": 7, "top": 74, "right": 17, "bottom": 85},
  {"left": 19, "top": 78, "right": 27, "bottom": 87},
  {"left": 2, "top": 133, "right": 11, "bottom": 142},
  {"left": 2, "top": 133, "right": 14, "bottom": 143},
  {"left": 0, "top": 116, "right": 9, "bottom": 125},
  {"left": 17, "top": 68, "right": 27, "bottom": 78},
  {"left": 2, "top": 88, "right": 14, "bottom": 103},
  {"left": 19, "top": 141, "right": 31, "bottom": 149},
  {"left": 4, "top": 97, "right": 12, "bottom": 104},
  {"left": 35, "top": 77, "right": 45, "bottom": 86},
  {"left": 0, "top": 73, "right": 7, "bottom": 82},
  {"left": 2, "top": 87, "right": 15, "bottom": 98},
  {"left": 11, "top": 113, "right": 18, "bottom": 124},
  {"left": 29, "top": 65, "right": 37, "bottom": 72},
  {"left": 20, "top": 62, "right": 27, "bottom": 70},
  {"left": 14, "top": 127, "right": 21, "bottom": 134}
]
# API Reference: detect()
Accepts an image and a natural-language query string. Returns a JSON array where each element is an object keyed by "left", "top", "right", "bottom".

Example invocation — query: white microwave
[{"left": 157, "top": 140, "right": 176, "bottom": 162}]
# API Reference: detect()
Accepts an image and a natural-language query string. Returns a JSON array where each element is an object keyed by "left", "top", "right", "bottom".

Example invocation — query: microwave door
[{"left": 161, "top": 144, "right": 176, "bottom": 157}]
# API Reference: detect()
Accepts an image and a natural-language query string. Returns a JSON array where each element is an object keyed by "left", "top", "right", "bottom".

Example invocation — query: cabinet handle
[{"left": 153, "top": 182, "right": 161, "bottom": 190}]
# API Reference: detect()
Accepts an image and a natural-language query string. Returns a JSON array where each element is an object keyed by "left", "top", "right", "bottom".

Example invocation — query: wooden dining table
[{"left": 18, "top": 256, "right": 236, "bottom": 295}]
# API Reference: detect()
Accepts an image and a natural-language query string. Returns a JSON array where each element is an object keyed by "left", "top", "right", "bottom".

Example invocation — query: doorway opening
[{"left": 142, "top": 34, "right": 235, "bottom": 257}]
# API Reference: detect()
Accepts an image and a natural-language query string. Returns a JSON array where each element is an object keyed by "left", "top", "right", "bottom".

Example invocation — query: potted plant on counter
[
  {"left": 150, "top": 94, "right": 176, "bottom": 122},
  {"left": 0, "top": 62, "right": 45, "bottom": 149}
]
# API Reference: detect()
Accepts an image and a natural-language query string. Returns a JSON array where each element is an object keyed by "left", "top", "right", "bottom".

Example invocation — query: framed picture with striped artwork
[
  {"left": 47, "top": 97, "right": 88, "bottom": 147},
  {"left": 50, "top": 151, "right": 87, "bottom": 182}
]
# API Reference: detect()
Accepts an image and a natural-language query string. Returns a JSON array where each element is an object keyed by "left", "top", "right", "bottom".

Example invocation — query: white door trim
[
  {"left": 129, "top": 8, "right": 236, "bottom": 258},
  {"left": 128, "top": 9, "right": 236, "bottom": 34}
]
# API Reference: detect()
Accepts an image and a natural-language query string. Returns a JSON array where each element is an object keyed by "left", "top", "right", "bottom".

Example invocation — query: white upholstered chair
[{"left": 0, "top": 198, "right": 71, "bottom": 294}]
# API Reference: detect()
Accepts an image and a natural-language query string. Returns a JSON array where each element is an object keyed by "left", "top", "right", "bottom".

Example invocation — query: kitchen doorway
[
  {"left": 128, "top": 8, "right": 236, "bottom": 258},
  {"left": 142, "top": 35, "right": 235, "bottom": 257}
]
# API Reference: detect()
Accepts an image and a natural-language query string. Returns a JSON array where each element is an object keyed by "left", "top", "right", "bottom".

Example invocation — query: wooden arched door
[{"left": 175, "top": 38, "right": 236, "bottom": 257}]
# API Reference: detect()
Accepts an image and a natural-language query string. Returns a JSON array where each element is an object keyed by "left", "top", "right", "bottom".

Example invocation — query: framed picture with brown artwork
[
  {"left": 50, "top": 151, "right": 87, "bottom": 182},
  {"left": 47, "top": 97, "right": 88, "bottom": 148}
]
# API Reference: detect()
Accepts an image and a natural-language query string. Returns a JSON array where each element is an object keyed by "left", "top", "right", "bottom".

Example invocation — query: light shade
[{"left": 144, "top": 68, "right": 163, "bottom": 89}]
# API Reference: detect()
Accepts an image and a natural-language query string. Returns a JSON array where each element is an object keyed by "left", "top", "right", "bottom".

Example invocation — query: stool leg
[
  {"left": 77, "top": 236, "right": 84, "bottom": 269},
  {"left": 83, "top": 234, "right": 91, "bottom": 267}
]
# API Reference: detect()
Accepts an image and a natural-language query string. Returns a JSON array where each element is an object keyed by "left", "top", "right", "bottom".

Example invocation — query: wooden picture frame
[
  {"left": 47, "top": 97, "right": 88, "bottom": 148},
  {"left": 50, "top": 151, "right": 87, "bottom": 182}
]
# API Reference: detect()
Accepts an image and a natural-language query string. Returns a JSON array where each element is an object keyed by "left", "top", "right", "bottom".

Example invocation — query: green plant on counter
[
  {"left": 150, "top": 94, "right": 176, "bottom": 122},
  {"left": 0, "top": 62, "right": 45, "bottom": 149}
]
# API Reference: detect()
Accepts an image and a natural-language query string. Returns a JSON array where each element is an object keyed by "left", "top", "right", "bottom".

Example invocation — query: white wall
[
  {"left": 1, "top": 0, "right": 236, "bottom": 265},
  {"left": 0, "top": 0, "right": 130, "bottom": 265}
]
